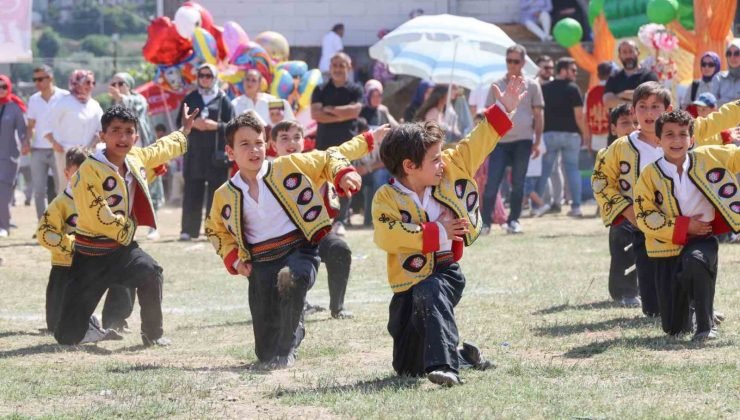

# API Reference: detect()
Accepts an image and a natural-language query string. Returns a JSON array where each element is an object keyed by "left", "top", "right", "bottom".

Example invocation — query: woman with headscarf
[
  {"left": 680, "top": 51, "right": 721, "bottom": 110},
  {"left": 44, "top": 69, "right": 103, "bottom": 195},
  {"left": 0, "top": 74, "right": 27, "bottom": 237},
  {"left": 177, "top": 63, "right": 234, "bottom": 241},
  {"left": 711, "top": 39, "right": 740, "bottom": 107},
  {"left": 109, "top": 72, "right": 162, "bottom": 240},
  {"left": 402, "top": 80, "right": 433, "bottom": 122}
]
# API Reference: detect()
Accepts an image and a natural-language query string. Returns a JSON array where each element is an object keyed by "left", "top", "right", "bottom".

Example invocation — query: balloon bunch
[{"left": 142, "top": 4, "right": 323, "bottom": 116}]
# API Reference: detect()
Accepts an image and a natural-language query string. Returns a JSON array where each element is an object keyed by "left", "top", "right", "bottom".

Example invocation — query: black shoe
[
  {"left": 713, "top": 311, "right": 725, "bottom": 325},
  {"left": 331, "top": 309, "right": 354, "bottom": 319},
  {"left": 460, "top": 341, "right": 494, "bottom": 371},
  {"left": 692, "top": 329, "right": 719, "bottom": 342},
  {"left": 142, "top": 334, "right": 172, "bottom": 347},
  {"left": 303, "top": 302, "right": 326, "bottom": 316},
  {"left": 547, "top": 204, "right": 562, "bottom": 214},
  {"left": 106, "top": 320, "right": 131, "bottom": 334}
]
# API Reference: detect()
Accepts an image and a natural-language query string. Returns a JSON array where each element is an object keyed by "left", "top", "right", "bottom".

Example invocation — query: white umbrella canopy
[{"left": 369, "top": 14, "right": 539, "bottom": 90}]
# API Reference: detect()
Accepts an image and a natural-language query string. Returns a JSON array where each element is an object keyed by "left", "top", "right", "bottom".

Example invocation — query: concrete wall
[{"left": 200, "top": 0, "right": 520, "bottom": 47}]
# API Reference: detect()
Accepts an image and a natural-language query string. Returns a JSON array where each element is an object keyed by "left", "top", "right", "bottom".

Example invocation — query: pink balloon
[{"left": 223, "top": 21, "right": 250, "bottom": 61}]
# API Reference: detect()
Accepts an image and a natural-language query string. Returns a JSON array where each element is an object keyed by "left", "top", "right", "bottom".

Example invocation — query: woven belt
[
  {"left": 435, "top": 251, "right": 455, "bottom": 269},
  {"left": 250, "top": 230, "right": 307, "bottom": 263},
  {"left": 75, "top": 234, "right": 121, "bottom": 256}
]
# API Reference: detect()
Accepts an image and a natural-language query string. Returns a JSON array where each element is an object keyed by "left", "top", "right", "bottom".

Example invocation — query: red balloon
[{"left": 143, "top": 17, "right": 193, "bottom": 66}]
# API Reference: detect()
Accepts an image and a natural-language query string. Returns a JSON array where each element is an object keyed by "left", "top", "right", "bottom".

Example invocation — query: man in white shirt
[
  {"left": 319, "top": 24, "right": 344, "bottom": 75},
  {"left": 231, "top": 69, "right": 294, "bottom": 125},
  {"left": 23, "top": 65, "right": 69, "bottom": 218}
]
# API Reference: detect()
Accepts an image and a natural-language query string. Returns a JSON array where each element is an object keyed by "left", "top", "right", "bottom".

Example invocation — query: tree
[
  {"left": 81, "top": 35, "right": 111, "bottom": 56},
  {"left": 37, "top": 29, "right": 61, "bottom": 58}
]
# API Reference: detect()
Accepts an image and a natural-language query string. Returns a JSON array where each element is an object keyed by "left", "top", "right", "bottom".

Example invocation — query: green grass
[{"left": 1, "top": 203, "right": 738, "bottom": 418}]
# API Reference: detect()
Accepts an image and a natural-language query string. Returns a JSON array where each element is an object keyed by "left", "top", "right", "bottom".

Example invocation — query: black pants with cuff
[
  {"left": 653, "top": 237, "right": 718, "bottom": 335},
  {"left": 54, "top": 242, "right": 164, "bottom": 345},
  {"left": 248, "top": 246, "right": 320, "bottom": 363},
  {"left": 45, "top": 266, "right": 135, "bottom": 332},
  {"left": 388, "top": 262, "right": 475, "bottom": 376},
  {"left": 632, "top": 230, "right": 660, "bottom": 316},
  {"left": 317, "top": 231, "right": 352, "bottom": 313},
  {"left": 608, "top": 223, "right": 639, "bottom": 300}
]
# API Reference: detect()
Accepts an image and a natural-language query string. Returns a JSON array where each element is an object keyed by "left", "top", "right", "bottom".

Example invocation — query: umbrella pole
[{"left": 445, "top": 39, "right": 458, "bottom": 139}]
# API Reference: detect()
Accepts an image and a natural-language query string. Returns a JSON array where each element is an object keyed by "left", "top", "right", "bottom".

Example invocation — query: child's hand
[
  {"left": 492, "top": 75, "right": 526, "bottom": 113},
  {"left": 687, "top": 216, "right": 712, "bottom": 236},
  {"left": 371, "top": 124, "right": 391, "bottom": 145},
  {"left": 440, "top": 218, "right": 469, "bottom": 241},
  {"left": 339, "top": 171, "right": 362, "bottom": 197},
  {"left": 180, "top": 103, "right": 200, "bottom": 136},
  {"left": 236, "top": 261, "right": 252, "bottom": 277}
]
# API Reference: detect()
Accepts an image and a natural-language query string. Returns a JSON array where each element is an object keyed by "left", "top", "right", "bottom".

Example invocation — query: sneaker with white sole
[
  {"left": 427, "top": 370, "right": 462, "bottom": 386},
  {"left": 480, "top": 225, "right": 492, "bottom": 236},
  {"left": 331, "top": 221, "right": 346, "bottom": 237},
  {"left": 147, "top": 228, "right": 160, "bottom": 241},
  {"left": 179, "top": 232, "right": 191, "bottom": 242},
  {"left": 532, "top": 204, "right": 551, "bottom": 218},
  {"left": 79, "top": 317, "right": 123, "bottom": 344},
  {"left": 506, "top": 220, "right": 523, "bottom": 234},
  {"left": 567, "top": 207, "right": 583, "bottom": 218},
  {"left": 620, "top": 296, "right": 642, "bottom": 308},
  {"left": 0, "top": 229, "right": 8, "bottom": 238}
]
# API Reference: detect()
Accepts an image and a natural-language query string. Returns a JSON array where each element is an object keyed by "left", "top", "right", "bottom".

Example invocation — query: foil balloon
[
  {"left": 183, "top": 1, "right": 214, "bottom": 31},
  {"left": 143, "top": 16, "right": 193, "bottom": 66},
  {"left": 232, "top": 42, "right": 274, "bottom": 86},
  {"left": 223, "top": 21, "right": 250, "bottom": 61},
  {"left": 192, "top": 27, "right": 218, "bottom": 65},
  {"left": 275, "top": 60, "right": 308, "bottom": 77},
  {"left": 297, "top": 69, "right": 322, "bottom": 112},
  {"left": 173, "top": 6, "right": 200, "bottom": 39},
  {"left": 270, "top": 69, "right": 294, "bottom": 100},
  {"left": 254, "top": 31, "right": 290, "bottom": 63}
]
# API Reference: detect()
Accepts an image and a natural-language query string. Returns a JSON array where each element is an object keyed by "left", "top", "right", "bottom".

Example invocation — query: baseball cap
[{"left": 693, "top": 92, "right": 717, "bottom": 108}]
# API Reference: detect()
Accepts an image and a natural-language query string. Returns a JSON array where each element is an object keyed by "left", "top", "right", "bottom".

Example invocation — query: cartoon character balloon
[{"left": 255, "top": 31, "right": 290, "bottom": 63}]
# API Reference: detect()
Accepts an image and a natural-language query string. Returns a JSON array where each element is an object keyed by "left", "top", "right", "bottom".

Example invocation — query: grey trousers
[{"left": 31, "top": 148, "right": 58, "bottom": 219}]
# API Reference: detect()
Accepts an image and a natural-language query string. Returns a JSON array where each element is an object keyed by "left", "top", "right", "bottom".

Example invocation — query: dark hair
[
  {"left": 555, "top": 57, "right": 576, "bottom": 74},
  {"left": 536, "top": 55, "right": 552, "bottom": 65},
  {"left": 609, "top": 103, "right": 632, "bottom": 126},
  {"left": 356, "top": 117, "right": 369, "bottom": 133},
  {"left": 632, "top": 81, "right": 671, "bottom": 108},
  {"left": 380, "top": 121, "right": 445, "bottom": 179},
  {"left": 597, "top": 62, "right": 613, "bottom": 80},
  {"left": 655, "top": 110, "right": 694, "bottom": 138},
  {"left": 332, "top": 23, "right": 344, "bottom": 32},
  {"left": 33, "top": 65, "right": 53, "bottom": 75},
  {"left": 225, "top": 111, "right": 264, "bottom": 147},
  {"left": 270, "top": 119, "right": 304, "bottom": 141},
  {"left": 414, "top": 85, "right": 448, "bottom": 122},
  {"left": 506, "top": 44, "right": 527, "bottom": 60},
  {"left": 101, "top": 104, "right": 138, "bottom": 132},
  {"left": 65, "top": 146, "right": 87, "bottom": 169},
  {"left": 154, "top": 123, "right": 167, "bottom": 133}
]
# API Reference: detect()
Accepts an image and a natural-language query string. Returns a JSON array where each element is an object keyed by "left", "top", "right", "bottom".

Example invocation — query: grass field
[{"left": 1, "top": 202, "right": 738, "bottom": 419}]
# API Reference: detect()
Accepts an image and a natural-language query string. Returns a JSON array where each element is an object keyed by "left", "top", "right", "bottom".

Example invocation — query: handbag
[{"left": 209, "top": 95, "right": 230, "bottom": 169}]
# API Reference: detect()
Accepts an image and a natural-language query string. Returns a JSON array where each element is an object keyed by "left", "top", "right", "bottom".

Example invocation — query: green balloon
[
  {"left": 588, "top": 0, "right": 605, "bottom": 26},
  {"left": 646, "top": 0, "right": 678, "bottom": 24},
  {"left": 553, "top": 18, "right": 583, "bottom": 48}
]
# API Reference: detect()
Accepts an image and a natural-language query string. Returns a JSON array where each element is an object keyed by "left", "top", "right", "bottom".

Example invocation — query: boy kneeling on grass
[
  {"left": 371, "top": 77, "right": 526, "bottom": 386},
  {"left": 634, "top": 110, "right": 739, "bottom": 341},
  {"left": 205, "top": 111, "right": 373, "bottom": 369}
]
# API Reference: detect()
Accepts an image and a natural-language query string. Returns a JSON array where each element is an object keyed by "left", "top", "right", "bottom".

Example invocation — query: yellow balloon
[{"left": 254, "top": 31, "right": 290, "bottom": 62}]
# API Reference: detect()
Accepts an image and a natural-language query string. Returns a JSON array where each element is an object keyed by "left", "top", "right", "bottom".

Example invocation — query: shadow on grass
[
  {"left": 532, "top": 300, "right": 620, "bottom": 315},
  {"left": 272, "top": 375, "right": 421, "bottom": 399},
  {"left": 174, "top": 320, "right": 253, "bottom": 331},
  {"left": 107, "top": 363, "right": 163, "bottom": 373},
  {"left": 533, "top": 316, "right": 656, "bottom": 337},
  {"left": 538, "top": 232, "right": 603, "bottom": 240},
  {"left": 0, "top": 343, "right": 112, "bottom": 359},
  {"left": 180, "top": 361, "right": 274, "bottom": 375},
  {"left": 0, "top": 329, "right": 50, "bottom": 339},
  {"left": 564, "top": 335, "right": 733, "bottom": 359}
]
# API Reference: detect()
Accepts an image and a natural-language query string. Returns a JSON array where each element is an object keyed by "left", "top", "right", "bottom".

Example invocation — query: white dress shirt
[
  {"left": 393, "top": 181, "right": 452, "bottom": 251},
  {"left": 657, "top": 156, "right": 715, "bottom": 222},
  {"left": 26, "top": 87, "right": 69, "bottom": 149},
  {"left": 46, "top": 95, "right": 103, "bottom": 150},
  {"left": 629, "top": 131, "right": 664, "bottom": 172},
  {"left": 319, "top": 31, "right": 343, "bottom": 73}
]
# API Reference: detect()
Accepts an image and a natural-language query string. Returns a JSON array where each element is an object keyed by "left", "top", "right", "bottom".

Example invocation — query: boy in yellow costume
[
  {"left": 205, "top": 111, "right": 368, "bottom": 369},
  {"left": 372, "top": 77, "right": 525, "bottom": 386},
  {"left": 54, "top": 104, "right": 198, "bottom": 346},
  {"left": 634, "top": 110, "right": 739, "bottom": 340}
]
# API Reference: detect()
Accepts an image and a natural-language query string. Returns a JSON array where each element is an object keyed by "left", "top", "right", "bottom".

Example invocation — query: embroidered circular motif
[
  {"left": 107, "top": 194, "right": 123, "bottom": 207},
  {"left": 644, "top": 211, "right": 667, "bottom": 230},
  {"left": 654, "top": 191, "right": 664, "bottom": 205},
  {"left": 730, "top": 201, "right": 740, "bottom": 214},
  {"left": 706, "top": 168, "right": 726, "bottom": 184},
  {"left": 466, "top": 191, "right": 478, "bottom": 212},
  {"left": 454, "top": 180, "right": 467, "bottom": 199},
  {"left": 402, "top": 254, "right": 427, "bottom": 273},
  {"left": 619, "top": 179, "right": 631, "bottom": 192},
  {"left": 283, "top": 173, "right": 303, "bottom": 190},
  {"left": 303, "top": 205, "right": 323, "bottom": 222},
  {"left": 719, "top": 183, "right": 737, "bottom": 199},
  {"left": 592, "top": 177, "right": 607, "bottom": 193},
  {"left": 297, "top": 187, "right": 314, "bottom": 205},
  {"left": 400, "top": 210, "right": 412, "bottom": 223},
  {"left": 221, "top": 205, "right": 232, "bottom": 220},
  {"left": 113, "top": 210, "right": 126, "bottom": 217},
  {"left": 66, "top": 214, "right": 78, "bottom": 227},
  {"left": 103, "top": 176, "right": 117, "bottom": 191},
  {"left": 619, "top": 161, "right": 631, "bottom": 174}
]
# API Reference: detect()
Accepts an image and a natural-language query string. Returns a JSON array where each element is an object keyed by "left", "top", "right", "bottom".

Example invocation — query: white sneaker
[
  {"left": 427, "top": 370, "right": 462, "bottom": 386},
  {"left": 147, "top": 228, "right": 160, "bottom": 241},
  {"left": 179, "top": 232, "right": 191, "bottom": 241},
  {"left": 567, "top": 207, "right": 583, "bottom": 218},
  {"left": 0, "top": 229, "right": 7, "bottom": 238},
  {"left": 506, "top": 220, "right": 523, "bottom": 234},
  {"left": 331, "top": 221, "right": 346, "bottom": 237},
  {"left": 532, "top": 204, "right": 551, "bottom": 218}
]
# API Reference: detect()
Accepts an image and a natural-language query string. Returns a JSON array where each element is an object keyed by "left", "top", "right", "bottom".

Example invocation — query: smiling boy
[{"left": 634, "top": 110, "right": 740, "bottom": 340}]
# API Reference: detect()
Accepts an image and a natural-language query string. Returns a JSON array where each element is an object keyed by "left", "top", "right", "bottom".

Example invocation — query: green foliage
[
  {"left": 102, "top": 6, "right": 149, "bottom": 35},
  {"left": 124, "top": 62, "right": 157, "bottom": 84},
  {"left": 51, "top": 1, "right": 151, "bottom": 38},
  {"left": 81, "top": 35, "right": 111, "bottom": 56},
  {"left": 36, "top": 28, "right": 61, "bottom": 58}
]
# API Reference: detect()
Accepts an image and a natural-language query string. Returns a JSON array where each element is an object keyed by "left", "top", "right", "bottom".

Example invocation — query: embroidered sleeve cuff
[
  {"left": 672, "top": 216, "right": 690, "bottom": 245},
  {"left": 421, "top": 222, "right": 441, "bottom": 254},
  {"left": 333, "top": 166, "right": 358, "bottom": 197},
  {"left": 224, "top": 248, "right": 240, "bottom": 275},
  {"left": 483, "top": 104, "right": 513, "bottom": 138},
  {"left": 362, "top": 131, "right": 375, "bottom": 153}
]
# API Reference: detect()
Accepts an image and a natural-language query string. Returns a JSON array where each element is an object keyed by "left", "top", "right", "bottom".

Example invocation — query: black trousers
[
  {"left": 181, "top": 173, "right": 227, "bottom": 238},
  {"left": 248, "top": 246, "right": 320, "bottom": 362},
  {"left": 632, "top": 230, "right": 660, "bottom": 316},
  {"left": 54, "top": 242, "right": 164, "bottom": 345},
  {"left": 388, "top": 263, "right": 473, "bottom": 376},
  {"left": 317, "top": 232, "right": 351, "bottom": 313},
  {"left": 45, "top": 265, "right": 135, "bottom": 332},
  {"left": 608, "top": 223, "right": 639, "bottom": 300},
  {"left": 654, "top": 237, "right": 718, "bottom": 335}
]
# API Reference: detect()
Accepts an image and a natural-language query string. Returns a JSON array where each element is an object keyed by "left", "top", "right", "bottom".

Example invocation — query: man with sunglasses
[
  {"left": 603, "top": 41, "right": 658, "bottom": 109},
  {"left": 711, "top": 38, "right": 740, "bottom": 107},
  {"left": 24, "top": 65, "right": 68, "bottom": 219}
]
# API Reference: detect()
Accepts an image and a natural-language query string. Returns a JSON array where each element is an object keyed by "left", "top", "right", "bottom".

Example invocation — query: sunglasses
[
  {"left": 198, "top": 73, "right": 214, "bottom": 79},
  {"left": 0, "top": 85, "right": 7, "bottom": 90},
  {"left": 726, "top": 50, "right": 740, "bottom": 58},
  {"left": 110, "top": 81, "right": 125, "bottom": 87},
  {"left": 506, "top": 58, "right": 522, "bottom": 65},
  {"left": 542, "top": 65, "right": 554, "bottom": 70},
  {"left": 32, "top": 76, "right": 50, "bottom": 83},
  {"left": 700, "top": 62, "right": 716, "bottom": 68}
]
